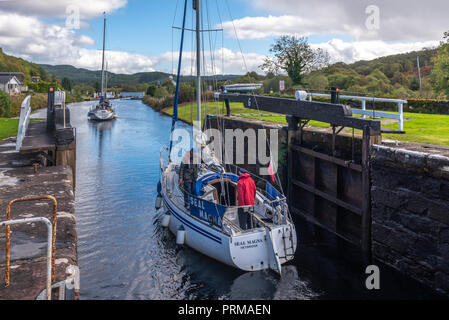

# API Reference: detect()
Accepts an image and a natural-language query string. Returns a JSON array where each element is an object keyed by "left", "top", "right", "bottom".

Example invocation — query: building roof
[
  {"left": 0, "top": 75, "right": 18, "bottom": 84},
  {"left": 0, "top": 72, "right": 25, "bottom": 83}
]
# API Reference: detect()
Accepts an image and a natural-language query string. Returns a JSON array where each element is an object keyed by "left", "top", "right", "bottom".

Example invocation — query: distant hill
[
  {"left": 0, "top": 48, "right": 51, "bottom": 82},
  {"left": 328, "top": 48, "right": 437, "bottom": 77},
  {"left": 39, "top": 64, "right": 241, "bottom": 85},
  {"left": 305, "top": 47, "right": 440, "bottom": 98}
]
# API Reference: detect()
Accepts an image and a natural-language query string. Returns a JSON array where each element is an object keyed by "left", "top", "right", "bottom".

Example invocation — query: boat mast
[
  {"left": 194, "top": 0, "right": 201, "bottom": 134},
  {"left": 169, "top": 0, "right": 188, "bottom": 160},
  {"left": 101, "top": 12, "right": 106, "bottom": 98}
]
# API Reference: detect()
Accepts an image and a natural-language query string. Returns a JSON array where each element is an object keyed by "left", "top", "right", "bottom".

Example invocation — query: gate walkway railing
[
  {"left": 16, "top": 95, "right": 32, "bottom": 151},
  {"left": 305, "top": 92, "right": 407, "bottom": 132},
  {"left": 1, "top": 217, "right": 53, "bottom": 300},
  {"left": 2, "top": 195, "right": 58, "bottom": 300}
]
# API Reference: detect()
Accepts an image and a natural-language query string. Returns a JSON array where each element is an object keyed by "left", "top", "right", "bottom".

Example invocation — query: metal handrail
[
  {"left": 16, "top": 95, "right": 31, "bottom": 151},
  {"left": 306, "top": 92, "right": 407, "bottom": 131},
  {"left": 5, "top": 196, "right": 58, "bottom": 285},
  {"left": 1, "top": 217, "right": 53, "bottom": 300}
]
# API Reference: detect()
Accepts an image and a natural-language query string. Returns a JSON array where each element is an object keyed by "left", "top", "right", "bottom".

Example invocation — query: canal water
[{"left": 70, "top": 99, "right": 442, "bottom": 300}]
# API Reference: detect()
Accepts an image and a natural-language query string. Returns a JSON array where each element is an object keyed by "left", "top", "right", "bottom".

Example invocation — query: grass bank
[
  {"left": 0, "top": 118, "right": 19, "bottom": 140},
  {"left": 0, "top": 118, "right": 45, "bottom": 140},
  {"left": 161, "top": 102, "right": 449, "bottom": 147}
]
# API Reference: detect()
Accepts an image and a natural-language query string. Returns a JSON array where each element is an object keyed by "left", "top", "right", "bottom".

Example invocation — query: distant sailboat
[{"left": 88, "top": 13, "right": 116, "bottom": 122}]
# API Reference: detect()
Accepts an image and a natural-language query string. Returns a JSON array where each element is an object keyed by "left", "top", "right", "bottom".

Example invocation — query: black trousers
[{"left": 238, "top": 208, "right": 253, "bottom": 230}]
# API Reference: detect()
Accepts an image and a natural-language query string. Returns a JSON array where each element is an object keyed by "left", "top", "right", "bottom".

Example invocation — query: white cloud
[
  {"left": 0, "top": 11, "right": 156, "bottom": 74},
  {"left": 157, "top": 48, "right": 266, "bottom": 75},
  {"left": 313, "top": 39, "right": 439, "bottom": 64},
  {"left": 0, "top": 0, "right": 127, "bottom": 19},
  {"left": 222, "top": 15, "right": 345, "bottom": 40},
  {"left": 0, "top": 8, "right": 262, "bottom": 75},
  {"left": 230, "top": 0, "right": 449, "bottom": 42}
]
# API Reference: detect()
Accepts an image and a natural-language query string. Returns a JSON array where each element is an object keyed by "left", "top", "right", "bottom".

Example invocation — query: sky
[{"left": 0, "top": 0, "right": 446, "bottom": 75}]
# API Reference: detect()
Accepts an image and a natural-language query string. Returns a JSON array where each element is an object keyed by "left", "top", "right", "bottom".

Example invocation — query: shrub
[
  {"left": 154, "top": 86, "right": 169, "bottom": 99},
  {"left": 146, "top": 84, "right": 157, "bottom": 96},
  {"left": 0, "top": 90, "right": 12, "bottom": 117}
]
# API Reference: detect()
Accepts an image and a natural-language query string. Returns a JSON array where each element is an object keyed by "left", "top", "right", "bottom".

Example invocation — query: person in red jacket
[
  {"left": 237, "top": 168, "right": 256, "bottom": 206},
  {"left": 236, "top": 168, "right": 256, "bottom": 229}
]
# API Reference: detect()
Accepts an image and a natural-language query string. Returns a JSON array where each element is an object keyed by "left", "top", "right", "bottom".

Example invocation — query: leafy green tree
[
  {"left": 162, "top": 79, "right": 175, "bottom": 94},
  {"left": 307, "top": 74, "right": 329, "bottom": 90},
  {"left": 146, "top": 84, "right": 157, "bottom": 96},
  {"left": 154, "top": 86, "right": 169, "bottom": 98},
  {"left": 178, "top": 83, "right": 195, "bottom": 103},
  {"left": 261, "top": 36, "right": 330, "bottom": 85},
  {"left": 409, "top": 76, "right": 420, "bottom": 91},
  {"left": 431, "top": 34, "right": 449, "bottom": 97},
  {"left": 94, "top": 81, "right": 101, "bottom": 93},
  {"left": 262, "top": 75, "right": 292, "bottom": 93},
  {"left": 0, "top": 90, "right": 12, "bottom": 117},
  {"left": 62, "top": 77, "right": 72, "bottom": 92}
]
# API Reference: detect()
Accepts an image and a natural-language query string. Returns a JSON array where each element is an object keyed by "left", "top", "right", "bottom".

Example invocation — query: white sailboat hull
[
  {"left": 88, "top": 108, "right": 116, "bottom": 121},
  {"left": 161, "top": 166, "right": 297, "bottom": 273}
]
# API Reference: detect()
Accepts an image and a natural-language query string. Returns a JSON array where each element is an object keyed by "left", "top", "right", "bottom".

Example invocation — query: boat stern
[{"left": 229, "top": 223, "right": 297, "bottom": 274}]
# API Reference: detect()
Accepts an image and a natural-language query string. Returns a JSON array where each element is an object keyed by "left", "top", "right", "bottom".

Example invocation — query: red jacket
[{"left": 237, "top": 174, "right": 257, "bottom": 206}]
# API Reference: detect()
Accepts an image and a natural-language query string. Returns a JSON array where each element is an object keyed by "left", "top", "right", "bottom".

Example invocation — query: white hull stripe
[{"left": 164, "top": 199, "right": 222, "bottom": 244}]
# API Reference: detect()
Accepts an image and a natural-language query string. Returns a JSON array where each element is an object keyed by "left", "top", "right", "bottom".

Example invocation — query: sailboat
[
  {"left": 88, "top": 13, "right": 116, "bottom": 122},
  {"left": 157, "top": 0, "right": 297, "bottom": 274}
]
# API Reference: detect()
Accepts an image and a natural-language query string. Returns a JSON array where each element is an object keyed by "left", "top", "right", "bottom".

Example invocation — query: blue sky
[
  {"left": 77, "top": 0, "right": 271, "bottom": 56},
  {"left": 0, "top": 0, "right": 445, "bottom": 74}
]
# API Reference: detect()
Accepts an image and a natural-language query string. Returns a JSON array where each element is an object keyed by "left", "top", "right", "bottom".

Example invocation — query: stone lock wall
[
  {"left": 371, "top": 145, "right": 449, "bottom": 295},
  {"left": 206, "top": 115, "right": 449, "bottom": 295}
]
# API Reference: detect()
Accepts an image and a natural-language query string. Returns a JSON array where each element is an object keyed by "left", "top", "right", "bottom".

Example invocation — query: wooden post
[
  {"left": 361, "top": 126, "right": 372, "bottom": 253},
  {"left": 225, "top": 99, "right": 231, "bottom": 117},
  {"left": 287, "top": 116, "right": 299, "bottom": 207}
]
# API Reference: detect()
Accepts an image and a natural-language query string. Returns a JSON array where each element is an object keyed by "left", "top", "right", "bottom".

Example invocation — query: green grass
[
  {"left": 0, "top": 118, "right": 45, "bottom": 141},
  {"left": 162, "top": 102, "right": 449, "bottom": 147},
  {"left": 383, "top": 113, "right": 449, "bottom": 146},
  {"left": 0, "top": 118, "right": 19, "bottom": 140}
]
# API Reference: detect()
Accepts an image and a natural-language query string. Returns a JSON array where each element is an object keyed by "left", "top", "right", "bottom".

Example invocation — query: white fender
[
  {"left": 155, "top": 195, "right": 163, "bottom": 210},
  {"left": 161, "top": 213, "right": 171, "bottom": 228},
  {"left": 176, "top": 226, "right": 186, "bottom": 245}
]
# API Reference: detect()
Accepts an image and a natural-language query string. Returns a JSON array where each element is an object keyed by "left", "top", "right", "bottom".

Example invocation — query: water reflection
[{"left": 89, "top": 120, "right": 116, "bottom": 159}]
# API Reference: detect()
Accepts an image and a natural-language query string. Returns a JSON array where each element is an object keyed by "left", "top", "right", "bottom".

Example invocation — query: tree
[
  {"left": 261, "top": 36, "right": 330, "bottom": 85},
  {"left": 162, "top": 79, "right": 175, "bottom": 94},
  {"left": 307, "top": 74, "right": 329, "bottom": 90},
  {"left": 409, "top": 76, "right": 420, "bottom": 91},
  {"left": 146, "top": 84, "right": 157, "bottom": 96},
  {"left": 94, "top": 81, "right": 101, "bottom": 93},
  {"left": 62, "top": 77, "right": 72, "bottom": 92},
  {"left": 262, "top": 75, "right": 292, "bottom": 93},
  {"left": 0, "top": 90, "right": 12, "bottom": 118},
  {"left": 431, "top": 33, "right": 449, "bottom": 97}
]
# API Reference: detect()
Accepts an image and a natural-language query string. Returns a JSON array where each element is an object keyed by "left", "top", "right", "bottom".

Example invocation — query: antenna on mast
[{"left": 101, "top": 12, "right": 106, "bottom": 97}]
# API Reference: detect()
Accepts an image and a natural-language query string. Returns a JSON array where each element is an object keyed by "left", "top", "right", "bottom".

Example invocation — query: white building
[{"left": 0, "top": 75, "right": 21, "bottom": 95}]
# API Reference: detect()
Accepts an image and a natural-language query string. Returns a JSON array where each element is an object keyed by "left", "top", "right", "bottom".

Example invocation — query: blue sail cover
[
  {"left": 266, "top": 182, "right": 283, "bottom": 203},
  {"left": 195, "top": 173, "right": 239, "bottom": 196}
]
